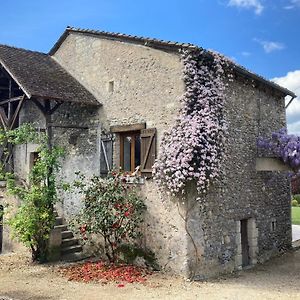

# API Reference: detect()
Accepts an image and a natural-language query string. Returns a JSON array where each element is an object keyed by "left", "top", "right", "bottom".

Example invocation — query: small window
[
  {"left": 271, "top": 219, "right": 277, "bottom": 232},
  {"left": 120, "top": 132, "right": 141, "bottom": 173},
  {"left": 29, "top": 152, "right": 39, "bottom": 170},
  {"left": 108, "top": 81, "right": 114, "bottom": 93}
]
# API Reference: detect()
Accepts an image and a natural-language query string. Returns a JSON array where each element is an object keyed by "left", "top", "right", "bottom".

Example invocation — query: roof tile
[{"left": 0, "top": 44, "right": 100, "bottom": 106}]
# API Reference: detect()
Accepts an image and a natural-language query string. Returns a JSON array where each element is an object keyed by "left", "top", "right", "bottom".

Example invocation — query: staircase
[{"left": 50, "top": 212, "right": 85, "bottom": 261}]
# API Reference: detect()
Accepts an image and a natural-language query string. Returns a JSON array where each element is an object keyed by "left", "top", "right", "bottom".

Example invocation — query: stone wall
[
  {"left": 17, "top": 34, "right": 190, "bottom": 275},
  {"left": 15, "top": 100, "right": 101, "bottom": 217},
  {"left": 187, "top": 77, "right": 291, "bottom": 279}
]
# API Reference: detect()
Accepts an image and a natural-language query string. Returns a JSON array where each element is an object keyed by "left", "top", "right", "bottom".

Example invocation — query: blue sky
[{"left": 0, "top": 0, "right": 299, "bottom": 132}]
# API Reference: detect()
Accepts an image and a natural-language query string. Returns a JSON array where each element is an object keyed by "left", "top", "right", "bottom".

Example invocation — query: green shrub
[
  {"left": 4, "top": 124, "right": 64, "bottom": 262},
  {"left": 292, "top": 199, "right": 298, "bottom": 207},
  {"left": 293, "top": 194, "right": 300, "bottom": 203}
]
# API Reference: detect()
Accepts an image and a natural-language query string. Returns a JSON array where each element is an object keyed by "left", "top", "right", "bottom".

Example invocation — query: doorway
[
  {"left": 241, "top": 219, "right": 250, "bottom": 267},
  {"left": 0, "top": 205, "right": 3, "bottom": 254}
]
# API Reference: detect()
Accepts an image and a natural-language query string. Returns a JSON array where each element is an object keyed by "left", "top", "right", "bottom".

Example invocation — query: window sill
[{"left": 122, "top": 175, "right": 145, "bottom": 185}]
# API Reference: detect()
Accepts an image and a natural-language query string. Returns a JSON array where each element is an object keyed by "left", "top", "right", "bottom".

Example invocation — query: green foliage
[
  {"left": 0, "top": 123, "right": 45, "bottom": 146},
  {"left": 4, "top": 124, "right": 64, "bottom": 262},
  {"left": 71, "top": 172, "right": 146, "bottom": 262},
  {"left": 293, "top": 194, "right": 300, "bottom": 203},
  {"left": 292, "top": 199, "right": 299, "bottom": 207}
]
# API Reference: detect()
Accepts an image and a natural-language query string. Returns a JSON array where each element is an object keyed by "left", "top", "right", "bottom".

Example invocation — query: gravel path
[{"left": 0, "top": 250, "right": 300, "bottom": 300}]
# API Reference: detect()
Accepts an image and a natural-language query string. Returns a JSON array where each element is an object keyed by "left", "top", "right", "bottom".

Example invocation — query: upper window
[{"left": 104, "top": 124, "right": 157, "bottom": 178}]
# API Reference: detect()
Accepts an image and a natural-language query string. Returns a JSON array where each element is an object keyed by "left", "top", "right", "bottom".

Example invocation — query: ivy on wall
[{"left": 153, "top": 49, "right": 231, "bottom": 196}]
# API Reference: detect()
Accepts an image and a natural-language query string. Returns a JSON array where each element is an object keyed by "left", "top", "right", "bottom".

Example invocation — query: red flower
[
  {"left": 124, "top": 211, "right": 130, "bottom": 217},
  {"left": 112, "top": 222, "right": 120, "bottom": 229}
]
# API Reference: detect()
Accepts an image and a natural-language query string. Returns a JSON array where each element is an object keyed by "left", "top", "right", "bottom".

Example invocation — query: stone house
[{"left": 0, "top": 27, "right": 296, "bottom": 279}]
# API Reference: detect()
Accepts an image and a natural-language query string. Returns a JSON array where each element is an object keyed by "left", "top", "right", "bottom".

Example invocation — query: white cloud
[
  {"left": 272, "top": 70, "right": 300, "bottom": 134},
  {"left": 254, "top": 39, "right": 285, "bottom": 53},
  {"left": 284, "top": 0, "right": 300, "bottom": 9},
  {"left": 228, "top": 0, "right": 264, "bottom": 15},
  {"left": 241, "top": 51, "right": 251, "bottom": 57}
]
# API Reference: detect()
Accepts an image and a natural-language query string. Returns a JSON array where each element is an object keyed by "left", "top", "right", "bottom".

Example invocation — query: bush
[
  {"left": 71, "top": 172, "right": 146, "bottom": 262},
  {"left": 4, "top": 124, "right": 64, "bottom": 262},
  {"left": 293, "top": 194, "right": 300, "bottom": 203},
  {"left": 292, "top": 199, "right": 299, "bottom": 207}
]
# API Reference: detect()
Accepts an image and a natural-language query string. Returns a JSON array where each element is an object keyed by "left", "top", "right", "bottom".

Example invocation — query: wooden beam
[
  {"left": 49, "top": 101, "right": 62, "bottom": 115},
  {"left": 31, "top": 98, "right": 46, "bottom": 115},
  {"left": 0, "top": 96, "right": 23, "bottom": 105},
  {"left": 110, "top": 123, "right": 146, "bottom": 133},
  {"left": 0, "top": 107, "right": 8, "bottom": 129},
  {"left": 9, "top": 95, "right": 25, "bottom": 130},
  {"left": 48, "top": 124, "right": 89, "bottom": 130}
]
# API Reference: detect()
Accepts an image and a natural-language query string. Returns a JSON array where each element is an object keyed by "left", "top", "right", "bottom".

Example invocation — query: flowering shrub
[
  {"left": 71, "top": 172, "right": 146, "bottom": 262},
  {"left": 258, "top": 128, "right": 300, "bottom": 172},
  {"left": 153, "top": 49, "right": 230, "bottom": 195}
]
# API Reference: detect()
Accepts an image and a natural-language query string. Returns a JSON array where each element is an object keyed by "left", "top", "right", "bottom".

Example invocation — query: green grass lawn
[{"left": 292, "top": 207, "right": 300, "bottom": 225}]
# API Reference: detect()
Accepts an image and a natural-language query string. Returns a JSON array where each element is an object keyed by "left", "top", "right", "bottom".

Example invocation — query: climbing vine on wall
[
  {"left": 258, "top": 128, "right": 300, "bottom": 173},
  {"left": 153, "top": 49, "right": 231, "bottom": 196},
  {"left": 1, "top": 124, "right": 64, "bottom": 262}
]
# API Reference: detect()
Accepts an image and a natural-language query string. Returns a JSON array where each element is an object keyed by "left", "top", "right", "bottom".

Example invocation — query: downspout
[{"left": 285, "top": 95, "right": 296, "bottom": 109}]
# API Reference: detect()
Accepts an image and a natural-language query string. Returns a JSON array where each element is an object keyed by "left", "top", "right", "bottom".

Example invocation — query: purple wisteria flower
[{"left": 258, "top": 129, "right": 300, "bottom": 171}]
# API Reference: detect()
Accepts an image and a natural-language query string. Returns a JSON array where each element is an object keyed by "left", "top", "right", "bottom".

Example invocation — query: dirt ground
[{"left": 0, "top": 250, "right": 300, "bottom": 300}]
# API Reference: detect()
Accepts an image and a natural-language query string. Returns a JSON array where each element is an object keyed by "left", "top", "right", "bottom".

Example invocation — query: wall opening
[
  {"left": 0, "top": 205, "right": 3, "bottom": 254},
  {"left": 29, "top": 152, "right": 39, "bottom": 170},
  {"left": 236, "top": 218, "right": 258, "bottom": 269},
  {"left": 241, "top": 219, "right": 250, "bottom": 267},
  {"left": 108, "top": 81, "right": 114, "bottom": 93}
]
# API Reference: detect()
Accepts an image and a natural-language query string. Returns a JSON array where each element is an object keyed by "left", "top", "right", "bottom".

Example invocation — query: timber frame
[{"left": 0, "top": 66, "right": 63, "bottom": 171}]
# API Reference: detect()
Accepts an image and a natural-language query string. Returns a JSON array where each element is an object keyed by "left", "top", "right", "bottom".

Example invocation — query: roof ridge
[
  {"left": 0, "top": 43, "right": 48, "bottom": 56},
  {"left": 65, "top": 26, "right": 198, "bottom": 50}
]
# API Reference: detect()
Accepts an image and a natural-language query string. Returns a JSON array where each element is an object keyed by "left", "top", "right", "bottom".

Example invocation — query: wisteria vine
[
  {"left": 258, "top": 129, "right": 300, "bottom": 172},
  {"left": 153, "top": 49, "right": 230, "bottom": 196}
]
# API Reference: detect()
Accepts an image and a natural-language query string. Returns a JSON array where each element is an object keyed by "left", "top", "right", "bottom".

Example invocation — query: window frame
[{"left": 119, "top": 131, "right": 141, "bottom": 173}]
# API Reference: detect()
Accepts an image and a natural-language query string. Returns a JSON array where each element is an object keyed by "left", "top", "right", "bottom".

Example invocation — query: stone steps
[
  {"left": 50, "top": 212, "right": 85, "bottom": 262},
  {"left": 61, "top": 244, "right": 83, "bottom": 256},
  {"left": 61, "top": 237, "right": 79, "bottom": 248},
  {"left": 61, "top": 230, "right": 74, "bottom": 239}
]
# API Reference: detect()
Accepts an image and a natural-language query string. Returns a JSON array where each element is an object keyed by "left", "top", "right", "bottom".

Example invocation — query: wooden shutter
[
  {"left": 140, "top": 128, "right": 156, "bottom": 177},
  {"left": 100, "top": 133, "right": 114, "bottom": 177}
]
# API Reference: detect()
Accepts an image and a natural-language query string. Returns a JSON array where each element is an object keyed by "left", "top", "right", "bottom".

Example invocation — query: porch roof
[{"left": 0, "top": 44, "right": 100, "bottom": 106}]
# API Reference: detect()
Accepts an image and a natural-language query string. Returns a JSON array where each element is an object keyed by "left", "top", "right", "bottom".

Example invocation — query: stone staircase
[{"left": 50, "top": 212, "right": 85, "bottom": 261}]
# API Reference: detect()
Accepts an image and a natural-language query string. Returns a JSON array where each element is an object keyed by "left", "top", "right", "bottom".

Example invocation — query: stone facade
[
  {"left": 11, "top": 31, "right": 292, "bottom": 278},
  {"left": 187, "top": 77, "right": 291, "bottom": 278}
]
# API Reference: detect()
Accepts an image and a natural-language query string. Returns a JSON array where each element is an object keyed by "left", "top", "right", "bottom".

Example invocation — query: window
[
  {"left": 120, "top": 131, "right": 141, "bottom": 173},
  {"left": 271, "top": 219, "right": 277, "bottom": 232},
  {"left": 108, "top": 124, "right": 157, "bottom": 177},
  {"left": 29, "top": 152, "right": 39, "bottom": 170},
  {"left": 108, "top": 81, "right": 114, "bottom": 93}
]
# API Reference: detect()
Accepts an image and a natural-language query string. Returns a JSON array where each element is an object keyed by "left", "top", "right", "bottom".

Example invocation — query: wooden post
[
  {"left": 44, "top": 100, "right": 52, "bottom": 150},
  {"left": 7, "top": 79, "right": 13, "bottom": 120}
]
